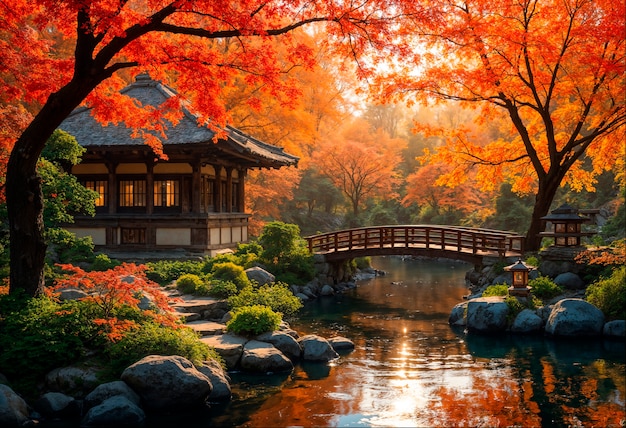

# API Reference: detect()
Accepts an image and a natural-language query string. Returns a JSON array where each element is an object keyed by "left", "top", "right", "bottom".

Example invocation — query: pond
[{"left": 154, "top": 256, "right": 626, "bottom": 427}]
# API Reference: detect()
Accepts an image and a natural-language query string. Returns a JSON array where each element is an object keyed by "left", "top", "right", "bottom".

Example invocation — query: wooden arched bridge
[{"left": 305, "top": 225, "right": 524, "bottom": 265}]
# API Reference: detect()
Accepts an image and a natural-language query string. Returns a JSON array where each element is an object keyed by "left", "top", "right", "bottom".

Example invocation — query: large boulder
[
  {"left": 0, "top": 384, "right": 30, "bottom": 427},
  {"left": 545, "top": 299, "right": 605, "bottom": 337},
  {"left": 298, "top": 335, "right": 339, "bottom": 362},
  {"left": 256, "top": 331, "right": 302, "bottom": 360},
  {"left": 81, "top": 395, "right": 145, "bottom": 428},
  {"left": 553, "top": 272, "right": 585, "bottom": 290},
  {"left": 200, "top": 334, "right": 248, "bottom": 369},
  {"left": 84, "top": 381, "right": 141, "bottom": 411},
  {"left": 328, "top": 336, "right": 355, "bottom": 352},
  {"left": 449, "top": 302, "right": 468, "bottom": 326},
  {"left": 198, "top": 359, "right": 231, "bottom": 402},
  {"left": 239, "top": 340, "right": 293, "bottom": 373},
  {"left": 511, "top": 309, "right": 543, "bottom": 333},
  {"left": 603, "top": 320, "right": 626, "bottom": 338},
  {"left": 120, "top": 355, "right": 212, "bottom": 410},
  {"left": 244, "top": 267, "right": 275, "bottom": 286},
  {"left": 34, "top": 392, "right": 80, "bottom": 418},
  {"left": 466, "top": 297, "right": 509, "bottom": 333},
  {"left": 45, "top": 365, "right": 100, "bottom": 397},
  {"left": 320, "top": 285, "right": 335, "bottom": 296}
]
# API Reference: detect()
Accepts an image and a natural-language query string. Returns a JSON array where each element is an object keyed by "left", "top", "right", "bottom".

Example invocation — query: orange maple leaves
[{"left": 49, "top": 263, "right": 179, "bottom": 341}]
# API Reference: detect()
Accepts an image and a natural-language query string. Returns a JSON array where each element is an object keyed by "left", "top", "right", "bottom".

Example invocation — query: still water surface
[{"left": 172, "top": 257, "right": 625, "bottom": 427}]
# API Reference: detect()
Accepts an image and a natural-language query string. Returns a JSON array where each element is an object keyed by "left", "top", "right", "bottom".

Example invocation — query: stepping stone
[{"left": 186, "top": 320, "right": 225, "bottom": 336}]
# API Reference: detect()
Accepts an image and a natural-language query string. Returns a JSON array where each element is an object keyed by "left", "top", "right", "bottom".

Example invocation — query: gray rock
[
  {"left": 0, "top": 384, "right": 30, "bottom": 427},
  {"left": 466, "top": 297, "right": 509, "bottom": 333},
  {"left": 35, "top": 391, "right": 80, "bottom": 418},
  {"left": 84, "top": 381, "right": 141, "bottom": 411},
  {"left": 553, "top": 272, "right": 585, "bottom": 290},
  {"left": 298, "top": 335, "right": 339, "bottom": 361},
  {"left": 121, "top": 355, "right": 212, "bottom": 409},
  {"left": 57, "top": 287, "right": 89, "bottom": 300},
  {"left": 603, "top": 320, "right": 626, "bottom": 338},
  {"left": 511, "top": 309, "right": 543, "bottom": 333},
  {"left": 198, "top": 359, "right": 231, "bottom": 402},
  {"left": 328, "top": 336, "right": 355, "bottom": 352},
  {"left": 545, "top": 299, "right": 605, "bottom": 336},
  {"left": 45, "top": 365, "right": 100, "bottom": 398},
  {"left": 200, "top": 334, "right": 248, "bottom": 369},
  {"left": 320, "top": 285, "right": 335, "bottom": 296},
  {"left": 239, "top": 340, "right": 293, "bottom": 373},
  {"left": 244, "top": 267, "right": 275, "bottom": 286},
  {"left": 449, "top": 302, "right": 468, "bottom": 326},
  {"left": 256, "top": 331, "right": 302, "bottom": 360},
  {"left": 491, "top": 273, "right": 511, "bottom": 286},
  {"left": 81, "top": 395, "right": 145, "bottom": 428},
  {"left": 295, "top": 293, "right": 310, "bottom": 301}
]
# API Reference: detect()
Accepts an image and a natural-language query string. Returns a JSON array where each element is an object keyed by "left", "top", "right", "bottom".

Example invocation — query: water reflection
[{"left": 229, "top": 257, "right": 624, "bottom": 427}]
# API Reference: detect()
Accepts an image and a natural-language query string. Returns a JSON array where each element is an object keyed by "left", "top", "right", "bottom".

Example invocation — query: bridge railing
[{"left": 305, "top": 225, "right": 524, "bottom": 258}]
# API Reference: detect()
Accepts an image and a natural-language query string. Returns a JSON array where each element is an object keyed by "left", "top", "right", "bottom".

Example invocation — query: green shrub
[
  {"left": 355, "top": 257, "right": 372, "bottom": 270},
  {"left": 146, "top": 260, "right": 204, "bottom": 284},
  {"left": 529, "top": 276, "right": 563, "bottom": 299},
  {"left": 505, "top": 296, "right": 525, "bottom": 324},
  {"left": 586, "top": 266, "right": 626, "bottom": 320},
  {"left": 176, "top": 273, "right": 205, "bottom": 294},
  {"left": 235, "top": 241, "right": 263, "bottom": 257},
  {"left": 202, "top": 253, "right": 240, "bottom": 274},
  {"left": 524, "top": 255, "right": 539, "bottom": 267},
  {"left": 491, "top": 261, "right": 508, "bottom": 275},
  {"left": 91, "top": 253, "right": 121, "bottom": 271},
  {"left": 482, "top": 284, "right": 509, "bottom": 297},
  {"left": 208, "top": 280, "right": 239, "bottom": 298},
  {"left": 257, "top": 221, "right": 315, "bottom": 284},
  {"left": 46, "top": 228, "right": 95, "bottom": 263},
  {"left": 0, "top": 295, "right": 103, "bottom": 395},
  {"left": 105, "top": 323, "right": 222, "bottom": 375},
  {"left": 226, "top": 305, "right": 281, "bottom": 336},
  {"left": 228, "top": 282, "right": 302, "bottom": 317},
  {"left": 211, "top": 262, "right": 250, "bottom": 290}
]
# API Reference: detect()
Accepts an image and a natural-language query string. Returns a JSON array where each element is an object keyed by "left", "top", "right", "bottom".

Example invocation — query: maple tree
[
  {"left": 0, "top": 0, "right": 415, "bottom": 297},
  {"left": 403, "top": 163, "right": 493, "bottom": 224},
  {"left": 312, "top": 119, "right": 404, "bottom": 221},
  {"left": 382, "top": 0, "right": 626, "bottom": 250}
]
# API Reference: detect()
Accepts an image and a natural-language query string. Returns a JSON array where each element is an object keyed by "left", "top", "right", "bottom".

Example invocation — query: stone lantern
[
  {"left": 505, "top": 258, "right": 534, "bottom": 297},
  {"left": 540, "top": 203, "right": 592, "bottom": 247}
]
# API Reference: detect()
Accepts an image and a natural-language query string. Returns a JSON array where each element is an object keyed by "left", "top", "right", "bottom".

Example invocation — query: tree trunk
[
  {"left": 524, "top": 174, "right": 562, "bottom": 252},
  {"left": 7, "top": 80, "right": 97, "bottom": 296}
]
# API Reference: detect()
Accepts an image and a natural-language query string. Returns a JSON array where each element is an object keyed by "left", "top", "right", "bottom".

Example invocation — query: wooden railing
[{"left": 305, "top": 225, "right": 524, "bottom": 259}]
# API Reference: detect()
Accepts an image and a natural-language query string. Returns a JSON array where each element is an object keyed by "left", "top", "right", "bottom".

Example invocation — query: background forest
[{"left": 0, "top": 0, "right": 624, "bottom": 293}]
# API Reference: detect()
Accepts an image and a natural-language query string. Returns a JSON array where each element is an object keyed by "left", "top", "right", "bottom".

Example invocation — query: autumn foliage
[{"left": 50, "top": 263, "right": 179, "bottom": 341}]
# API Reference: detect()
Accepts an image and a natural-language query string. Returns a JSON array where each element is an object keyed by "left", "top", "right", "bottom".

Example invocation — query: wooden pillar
[
  {"left": 214, "top": 165, "right": 222, "bottom": 213},
  {"left": 226, "top": 167, "right": 233, "bottom": 213},
  {"left": 146, "top": 161, "right": 154, "bottom": 215},
  {"left": 107, "top": 162, "right": 118, "bottom": 215},
  {"left": 238, "top": 168, "right": 246, "bottom": 213},
  {"left": 191, "top": 160, "right": 201, "bottom": 214}
]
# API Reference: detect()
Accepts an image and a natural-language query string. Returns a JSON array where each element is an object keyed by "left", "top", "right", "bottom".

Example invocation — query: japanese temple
[{"left": 59, "top": 74, "right": 298, "bottom": 256}]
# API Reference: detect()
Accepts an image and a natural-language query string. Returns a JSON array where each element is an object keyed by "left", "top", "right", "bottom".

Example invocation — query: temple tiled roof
[{"left": 59, "top": 74, "right": 299, "bottom": 168}]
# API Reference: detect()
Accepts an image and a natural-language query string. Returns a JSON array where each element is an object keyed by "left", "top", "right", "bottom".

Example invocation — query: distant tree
[{"left": 313, "top": 119, "right": 404, "bottom": 219}]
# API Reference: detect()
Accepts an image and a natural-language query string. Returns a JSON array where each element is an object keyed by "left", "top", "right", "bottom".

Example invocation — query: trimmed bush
[
  {"left": 228, "top": 282, "right": 302, "bottom": 317},
  {"left": 176, "top": 273, "right": 205, "bottom": 294},
  {"left": 226, "top": 305, "right": 281, "bottom": 336},
  {"left": 211, "top": 262, "right": 250, "bottom": 290},
  {"left": 529, "top": 276, "right": 563, "bottom": 299},
  {"left": 105, "top": 323, "right": 222, "bottom": 375},
  {"left": 208, "top": 280, "right": 239, "bottom": 298},
  {"left": 482, "top": 284, "right": 509, "bottom": 297},
  {"left": 146, "top": 260, "right": 204, "bottom": 284},
  {"left": 586, "top": 266, "right": 626, "bottom": 320}
]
